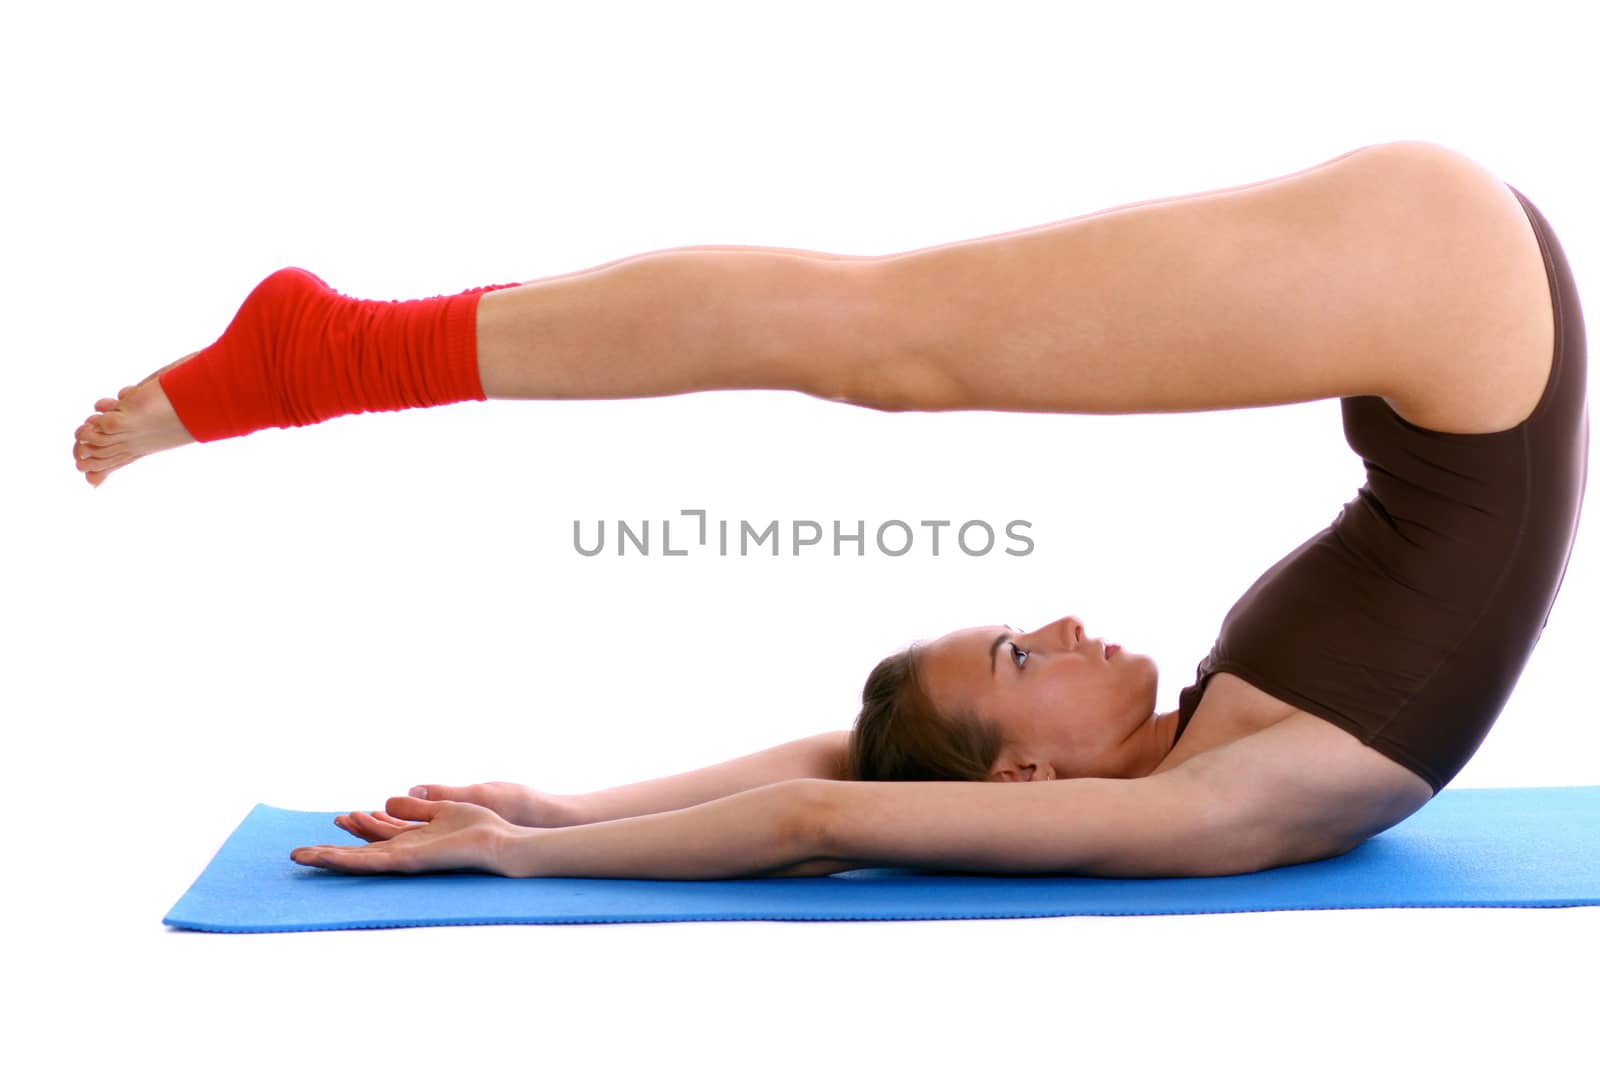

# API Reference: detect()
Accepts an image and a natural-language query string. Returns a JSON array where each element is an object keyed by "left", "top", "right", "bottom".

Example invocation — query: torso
[
  {"left": 1152, "top": 674, "right": 1432, "bottom": 804},
  {"left": 1154, "top": 673, "right": 1305, "bottom": 769}
]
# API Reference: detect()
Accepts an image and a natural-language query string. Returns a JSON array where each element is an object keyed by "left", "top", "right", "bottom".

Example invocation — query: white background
[{"left": 5, "top": 0, "right": 1595, "bottom": 1062}]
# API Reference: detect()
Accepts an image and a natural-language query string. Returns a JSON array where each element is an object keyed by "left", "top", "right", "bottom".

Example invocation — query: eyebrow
[{"left": 989, "top": 625, "right": 1017, "bottom": 676}]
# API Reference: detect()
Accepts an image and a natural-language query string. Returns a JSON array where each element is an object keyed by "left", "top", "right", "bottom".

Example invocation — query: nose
[{"left": 1036, "top": 615, "right": 1084, "bottom": 648}]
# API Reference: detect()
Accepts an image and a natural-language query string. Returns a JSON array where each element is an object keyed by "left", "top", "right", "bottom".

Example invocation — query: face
[{"left": 916, "top": 615, "right": 1159, "bottom": 782}]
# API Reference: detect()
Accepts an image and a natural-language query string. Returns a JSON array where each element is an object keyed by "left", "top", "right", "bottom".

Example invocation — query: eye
[{"left": 1009, "top": 642, "right": 1029, "bottom": 669}]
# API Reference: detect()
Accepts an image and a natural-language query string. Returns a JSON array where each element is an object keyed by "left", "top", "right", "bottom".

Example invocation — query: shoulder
[
  {"left": 1169, "top": 709, "right": 1437, "bottom": 869},
  {"left": 807, "top": 712, "right": 1434, "bottom": 878}
]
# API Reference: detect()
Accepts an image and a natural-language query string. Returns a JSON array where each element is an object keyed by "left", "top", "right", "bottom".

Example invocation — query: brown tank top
[{"left": 1173, "top": 184, "right": 1588, "bottom": 794}]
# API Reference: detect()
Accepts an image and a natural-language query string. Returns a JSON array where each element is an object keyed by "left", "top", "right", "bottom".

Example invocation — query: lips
[{"left": 1105, "top": 643, "right": 1121, "bottom": 659}]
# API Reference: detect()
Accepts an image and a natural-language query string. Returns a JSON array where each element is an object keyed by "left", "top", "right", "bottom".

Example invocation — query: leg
[
  {"left": 464, "top": 154, "right": 1387, "bottom": 406},
  {"left": 472, "top": 140, "right": 1536, "bottom": 419},
  {"left": 472, "top": 248, "right": 889, "bottom": 402},
  {"left": 861, "top": 140, "right": 1550, "bottom": 423},
  {"left": 72, "top": 140, "right": 1531, "bottom": 486},
  {"left": 75, "top": 246, "right": 889, "bottom": 483}
]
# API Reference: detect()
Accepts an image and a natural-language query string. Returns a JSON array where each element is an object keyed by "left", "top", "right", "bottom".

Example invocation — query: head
[{"left": 848, "top": 615, "right": 1160, "bottom": 783}]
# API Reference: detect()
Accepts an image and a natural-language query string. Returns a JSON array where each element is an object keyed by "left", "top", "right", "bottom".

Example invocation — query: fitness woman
[{"left": 73, "top": 141, "right": 1586, "bottom": 880}]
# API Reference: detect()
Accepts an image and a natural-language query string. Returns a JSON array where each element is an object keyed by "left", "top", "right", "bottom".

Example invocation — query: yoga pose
[{"left": 75, "top": 141, "right": 1587, "bottom": 879}]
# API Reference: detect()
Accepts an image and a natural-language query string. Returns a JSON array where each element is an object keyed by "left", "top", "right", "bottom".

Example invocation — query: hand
[
  {"left": 292, "top": 795, "right": 522, "bottom": 875},
  {"left": 403, "top": 781, "right": 575, "bottom": 827}
]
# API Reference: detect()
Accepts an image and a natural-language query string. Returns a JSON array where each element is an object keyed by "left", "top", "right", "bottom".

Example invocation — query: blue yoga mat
[{"left": 165, "top": 786, "right": 1600, "bottom": 932}]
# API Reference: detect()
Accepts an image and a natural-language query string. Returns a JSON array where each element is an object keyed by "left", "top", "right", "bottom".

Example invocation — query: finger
[
  {"left": 291, "top": 844, "right": 408, "bottom": 874},
  {"left": 412, "top": 783, "right": 467, "bottom": 802},
  {"left": 347, "top": 810, "right": 412, "bottom": 841},
  {"left": 370, "top": 811, "right": 418, "bottom": 829},
  {"left": 333, "top": 813, "right": 388, "bottom": 843},
  {"left": 386, "top": 794, "right": 444, "bottom": 821}
]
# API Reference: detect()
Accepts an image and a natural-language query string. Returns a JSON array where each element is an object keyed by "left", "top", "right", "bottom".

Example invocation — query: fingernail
[{"left": 409, "top": 786, "right": 428, "bottom": 799}]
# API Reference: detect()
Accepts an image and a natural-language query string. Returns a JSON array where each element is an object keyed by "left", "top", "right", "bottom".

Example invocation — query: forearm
[
  {"left": 562, "top": 731, "right": 852, "bottom": 825},
  {"left": 500, "top": 779, "right": 842, "bottom": 880}
]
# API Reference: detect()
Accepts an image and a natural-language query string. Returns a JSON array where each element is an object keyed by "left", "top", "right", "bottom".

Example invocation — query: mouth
[{"left": 1105, "top": 643, "right": 1120, "bottom": 659}]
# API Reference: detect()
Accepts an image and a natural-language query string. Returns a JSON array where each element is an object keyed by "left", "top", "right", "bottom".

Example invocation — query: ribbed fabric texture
[{"left": 159, "top": 267, "right": 523, "bottom": 443}]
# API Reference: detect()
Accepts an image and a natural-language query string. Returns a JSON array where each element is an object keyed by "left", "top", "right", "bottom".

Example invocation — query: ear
[{"left": 987, "top": 752, "right": 1056, "bottom": 783}]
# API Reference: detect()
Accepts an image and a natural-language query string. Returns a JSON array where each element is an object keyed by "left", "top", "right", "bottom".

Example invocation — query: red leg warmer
[{"left": 158, "top": 267, "right": 523, "bottom": 443}]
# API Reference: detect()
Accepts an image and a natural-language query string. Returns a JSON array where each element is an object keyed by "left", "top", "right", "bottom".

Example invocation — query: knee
[{"left": 812, "top": 259, "right": 968, "bottom": 413}]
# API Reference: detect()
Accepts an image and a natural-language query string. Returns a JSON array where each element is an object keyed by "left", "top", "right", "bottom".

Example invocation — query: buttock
[{"left": 1175, "top": 182, "right": 1587, "bottom": 794}]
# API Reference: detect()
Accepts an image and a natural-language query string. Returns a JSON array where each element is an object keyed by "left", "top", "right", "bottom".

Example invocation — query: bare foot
[{"left": 73, "top": 351, "right": 200, "bottom": 487}]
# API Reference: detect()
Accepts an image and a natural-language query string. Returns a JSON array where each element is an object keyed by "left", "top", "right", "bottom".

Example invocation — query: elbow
[
  {"left": 1218, "top": 819, "right": 1353, "bottom": 877},
  {"left": 1175, "top": 800, "right": 1299, "bottom": 878},
  {"left": 812, "top": 729, "right": 855, "bottom": 781},
  {"left": 782, "top": 778, "right": 841, "bottom": 865}
]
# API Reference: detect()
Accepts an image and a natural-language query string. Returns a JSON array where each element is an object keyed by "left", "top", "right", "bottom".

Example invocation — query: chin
[
  {"left": 1135, "top": 655, "right": 1160, "bottom": 703},
  {"left": 1124, "top": 648, "right": 1158, "bottom": 677}
]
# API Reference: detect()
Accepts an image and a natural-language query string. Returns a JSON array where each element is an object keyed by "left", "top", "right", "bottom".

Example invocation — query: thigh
[{"left": 865, "top": 141, "right": 1544, "bottom": 421}]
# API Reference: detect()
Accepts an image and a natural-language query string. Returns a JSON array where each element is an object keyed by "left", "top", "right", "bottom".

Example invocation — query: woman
[{"left": 74, "top": 141, "right": 1586, "bottom": 880}]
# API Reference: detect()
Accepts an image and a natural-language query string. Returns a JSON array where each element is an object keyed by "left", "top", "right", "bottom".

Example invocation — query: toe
[
  {"left": 85, "top": 459, "right": 130, "bottom": 487},
  {"left": 80, "top": 419, "right": 128, "bottom": 443},
  {"left": 94, "top": 398, "right": 117, "bottom": 412},
  {"left": 74, "top": 436, "right": 126, "bottom": 461},
  {"left": 89, "top": 453, "right": 126, "bottom": 472},
  {"left": 76, "top": 423, "right": 109, "bottom": 445},
  {"left": 78, "top": 451, "right": 131, "bottom": 474}
]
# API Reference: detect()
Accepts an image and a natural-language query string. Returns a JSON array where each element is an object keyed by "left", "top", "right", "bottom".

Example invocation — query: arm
[
  {"left": 298, "top": 711, "right": 1417, "bottom": 879},
  {"left": 553, "top": 759, "right": 1321, "bottom": 878},
  {"left": 562, "top": 730, "right": 852, "bottom": 825},
  {"left": 296, "top": 757, "right": 1286, "bottom": 880},
  {"left": 351, "top": 730, "right": 854, "bottom": 837},
  {"left": 502, "top": 772, "right": 1258, "bottom": 879}
]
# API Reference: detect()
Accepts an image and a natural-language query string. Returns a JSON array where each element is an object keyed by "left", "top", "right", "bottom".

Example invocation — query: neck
[{"left": 1118, "top": 710, "right": 1183, "bottom": 778}]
